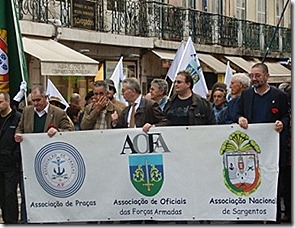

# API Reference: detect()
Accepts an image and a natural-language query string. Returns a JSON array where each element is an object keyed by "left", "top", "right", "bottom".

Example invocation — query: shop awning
[
  {"left": 22, "top": 37, "right": 99, "bottom": 76},
  {"left": 252, "top": 58, "right": 291, "bottom": 77},
  {"left": 226, "top": 56, "right": 291, "bottom": 83},
  {"left": 198, "top": 54, "right": 229, "bottom": 74},
  {"left": 264, "top": 62, "right": 291, "bottom": 83},
  {"left": 225, "top": 56, "right": 256, "bottom": 72},
  {"left": 152, "top": 50, "right": 229, "bottom": 74},
  {"left": 151, "top": 49, "right": 175, "bottom": 60}
]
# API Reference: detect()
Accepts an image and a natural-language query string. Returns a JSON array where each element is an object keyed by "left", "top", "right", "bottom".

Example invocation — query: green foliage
[{"left": 220, "top": 131, "right": 261, "bottom": 154}]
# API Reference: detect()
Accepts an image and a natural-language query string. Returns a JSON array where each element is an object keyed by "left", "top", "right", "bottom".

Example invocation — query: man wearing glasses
[
  {"left": 164, "top": 70, "right": 215, "bottom": 126},
  {"left": 237, "top": 62, "right": 289, "bottom": 224},
  {"left": 80, "top": 80, "right": 123, "bottom": 130}
]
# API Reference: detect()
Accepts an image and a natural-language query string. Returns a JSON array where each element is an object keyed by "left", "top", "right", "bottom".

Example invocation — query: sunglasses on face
[{"left": 174, "top": 80, "right": 185, "bottom": 84}]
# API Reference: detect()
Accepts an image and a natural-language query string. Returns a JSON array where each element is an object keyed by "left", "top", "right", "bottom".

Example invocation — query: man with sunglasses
[
  {"left": 164, "top": 70, "right": 215, "bottom": 126},
  {"left": 80, "top": 80, "right": 123, "bottom": 130}
]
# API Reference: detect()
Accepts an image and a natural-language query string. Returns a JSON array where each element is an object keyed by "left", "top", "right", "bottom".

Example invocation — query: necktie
[{"left": 129, "top": 103, "right": 136, "bottom": 128}]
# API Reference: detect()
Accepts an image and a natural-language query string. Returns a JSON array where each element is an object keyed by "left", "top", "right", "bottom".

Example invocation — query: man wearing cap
[
  {"left": 49, "top": 96, "right": 75, "bottom": 129},
  {"left": 105, "top": 79, "right": 126, "bottom": 110},
  {"left": 49, "top": 96, "right": 66, "bottom": 110}
]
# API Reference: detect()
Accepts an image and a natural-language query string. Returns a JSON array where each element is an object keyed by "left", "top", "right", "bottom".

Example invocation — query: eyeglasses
[
  {"left": 93, "top": 80, "right": 106, "bottom": 87},
  {"left": 249, "top": 73, "right": 263, "bottom": 79},
  {"left": 174, "top": 80, "right": 185, "bottom": 84}
]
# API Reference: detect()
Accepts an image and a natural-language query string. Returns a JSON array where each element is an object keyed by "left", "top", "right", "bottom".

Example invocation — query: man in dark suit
[
  {"left": 237, "top": 62, "right": 289, "bottom": 224},
  {"left": 111, "top": 77, "right": 169, "bottom": 133}
]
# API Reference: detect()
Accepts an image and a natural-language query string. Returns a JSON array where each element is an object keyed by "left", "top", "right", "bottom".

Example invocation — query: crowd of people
[{"left": 0, "top": 62, "right": 291, "bottom": 224}]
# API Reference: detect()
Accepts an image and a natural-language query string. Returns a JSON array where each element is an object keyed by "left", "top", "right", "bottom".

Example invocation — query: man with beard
[{"left": 237, "top": 62, "right": 289, "bottom": 224}]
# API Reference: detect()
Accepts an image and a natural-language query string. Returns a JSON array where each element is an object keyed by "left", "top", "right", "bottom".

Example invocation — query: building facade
[{"left": 18, "top": 0, "right": 291, "bottom": 101}]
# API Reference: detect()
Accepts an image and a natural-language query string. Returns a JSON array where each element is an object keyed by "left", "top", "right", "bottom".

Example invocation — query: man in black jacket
[
  {"left": 0, "top": 92, "right": 22, "bottom": 224},
  {"left": 164, "top": 71, "right": 215, "bottom": 126}
]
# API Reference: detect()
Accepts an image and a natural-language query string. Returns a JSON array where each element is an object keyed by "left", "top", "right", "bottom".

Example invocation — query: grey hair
[
  {"left": 32, "top": 85, "right": 47, "bottom": 96},
  {"left": 122, "top": 78, "right": 141, "bottom": 94},
  {"left": 151, "top": 78, "right": 168, "bottom": 95},
  {"left": 232, "top": 73, "right": 251, "bottom": 89}
]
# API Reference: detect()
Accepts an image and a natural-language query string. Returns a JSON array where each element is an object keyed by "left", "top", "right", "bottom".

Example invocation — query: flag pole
[
  {"left": 262, "top": 0, "right": 290, "bottom": 63},
  {"left": 11, "top": 0, "right": 28, "bottom": 105}
]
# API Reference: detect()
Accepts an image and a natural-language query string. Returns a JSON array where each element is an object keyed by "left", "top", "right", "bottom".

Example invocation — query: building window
[
  {"left": 275, "top": 0, "right": 284, "bottom": 25},
  {"left": 168, "top": 0, "right": 186, "bottom": 7},
  {"left": 235, "top": 0, "right": 246, "bottom": 20},
  {"left": 257, "top": 0, "right": 266, "bottom": 23},
  {"left": 188, "top": 0, "right": 196, "bottom": 9},
  {"left": 210, "top": 0, "right": 223, "bottom": 14},
  {"left": 105, "top": 60, "right": 136, "bottom": 79},
  {"left": 107, "top": 0, "right": 124, "bottom": 12}
]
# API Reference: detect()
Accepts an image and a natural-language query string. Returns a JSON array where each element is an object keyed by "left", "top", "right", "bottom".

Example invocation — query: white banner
[{"left": 21, "top": 123, "right": 279, "bottom": 223}]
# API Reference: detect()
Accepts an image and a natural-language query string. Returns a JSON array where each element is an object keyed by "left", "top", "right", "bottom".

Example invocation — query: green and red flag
[{"left": 0, "top": 0, "right": 29, "bottom": 97}]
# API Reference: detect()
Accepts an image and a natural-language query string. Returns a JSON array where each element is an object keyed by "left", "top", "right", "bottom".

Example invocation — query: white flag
[
  {"left": 170, "top": 36, "right": 208, "bottom": 98},
  {"left": 46, "top": 78, "right": 69, "bottom": 110},
  {"left": 166, "top": 40, "right": 185, "bottom": 81},
  {"left": 224, "top": 61, "right": 233, "bottom": 90},
  {"left": 110, "top": 56, "right": 127, "bottom": 104}
]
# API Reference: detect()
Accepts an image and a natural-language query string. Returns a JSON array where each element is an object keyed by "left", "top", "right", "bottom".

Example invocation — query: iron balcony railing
[{"left": 16, "top": 0, "right": 291, "bottom": 54}]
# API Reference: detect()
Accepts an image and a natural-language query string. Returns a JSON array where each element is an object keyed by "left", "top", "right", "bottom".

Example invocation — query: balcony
[{"left": 16, "top": 0, "right": 291, "bottom": 55}]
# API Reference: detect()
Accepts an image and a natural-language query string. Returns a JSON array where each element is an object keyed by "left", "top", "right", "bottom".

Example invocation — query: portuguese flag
[{"left": 0, "top": 0, "right": 28, "bottom": 98}]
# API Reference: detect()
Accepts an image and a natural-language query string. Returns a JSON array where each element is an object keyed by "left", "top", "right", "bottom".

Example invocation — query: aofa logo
[
  {"left": 34, "top": 142, "right": 86, "bottom": 198},
  {"left": 120, "top": 133, "right": 170, "bottom": 197},
  {"left": 219, "top": 131, "right": 261, "bottom": 196}
]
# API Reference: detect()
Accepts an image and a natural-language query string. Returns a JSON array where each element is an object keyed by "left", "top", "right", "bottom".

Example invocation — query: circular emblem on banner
[{"left": 35, "top": 142, "right": 86, "bottom": 198}]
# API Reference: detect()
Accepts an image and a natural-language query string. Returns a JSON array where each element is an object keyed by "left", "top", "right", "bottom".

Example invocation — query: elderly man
[
  {"left": 149, "top": 78, "right": 168, "bottom": 111},
  {"left": 15, "top": 85, "right": 74, "bottom": 141},
  {"left": 217, "top": 73, "right": 251, "bottom": 124},
  {"left": 111, "top": 77, "right": 168, "bottom": 133},
  {"left": 14, "top": 85, "right": 74, "bottom": 224}
]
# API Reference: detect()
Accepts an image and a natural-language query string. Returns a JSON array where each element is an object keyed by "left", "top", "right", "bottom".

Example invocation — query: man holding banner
[{"left": 237, "top": 63, "right": 289, "bottom": 224}]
